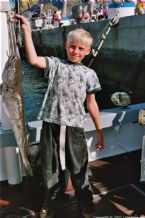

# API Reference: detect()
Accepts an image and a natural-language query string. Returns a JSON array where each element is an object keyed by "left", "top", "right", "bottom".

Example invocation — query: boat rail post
[{"left": 140, "top": 135, "right": 145, "bottom": 182}]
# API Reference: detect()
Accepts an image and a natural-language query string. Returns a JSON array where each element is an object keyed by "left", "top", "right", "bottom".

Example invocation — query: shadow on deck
[{"left": 0, "top": 150, "right": 145, "bottom": 218}]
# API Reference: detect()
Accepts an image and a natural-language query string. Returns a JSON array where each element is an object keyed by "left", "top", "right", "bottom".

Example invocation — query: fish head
[{"left": 2, "top": 55, "right": 23, "bottom": 87}]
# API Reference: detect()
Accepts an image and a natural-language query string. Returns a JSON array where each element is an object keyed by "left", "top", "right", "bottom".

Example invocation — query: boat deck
[{"left": 0, "top": 150, "right": 145, "bottom": 218}]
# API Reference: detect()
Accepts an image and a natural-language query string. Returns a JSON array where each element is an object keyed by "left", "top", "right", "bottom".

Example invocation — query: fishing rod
[{"left": 88, "top": 14, "right": 119, "bottom": 68}]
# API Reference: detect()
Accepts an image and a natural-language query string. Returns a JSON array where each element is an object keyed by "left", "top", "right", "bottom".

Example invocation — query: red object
[{"left": 0, "top": 199, "right": 10, "bottom": 207}]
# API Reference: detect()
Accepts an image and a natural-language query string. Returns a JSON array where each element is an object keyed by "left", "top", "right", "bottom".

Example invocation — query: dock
[{"left": 1, "top": 149, "right": 145, "bottom": 218}]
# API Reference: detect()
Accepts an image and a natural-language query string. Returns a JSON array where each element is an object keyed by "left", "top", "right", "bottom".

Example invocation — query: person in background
[
  {"left": 35, "top": 17, "right": 43, "bottom": 30},
  {"left": 90, "top": 0, "right": 96, "bottom": 18},
  {"left": 81, "top": 8, "right": 91, "bottom": 22},
  {"left": 52, "top": 11, "right": 61, "bottom": 25},
  {"left": 15, "top": 14, "right": 105, "bottom": 218},
  {"left": 136, "top": 0, "right": 145, "bottom": 14},
  {"left": 73, "top": 0, "right": 95, "bottom": 23},
  {"left": 102, "top": 0, "right": 108, "bottom": 19}
]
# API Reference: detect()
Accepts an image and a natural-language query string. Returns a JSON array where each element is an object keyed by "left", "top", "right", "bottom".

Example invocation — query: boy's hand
[
  {"left": 14, "top": 14, "right": 31, "bottom": 32},
  {"left": 96, "top": 141, "right": 104, "bottom": 151},
  {"left": 96, "top": 130, "right": 105, "bottom": 151}
]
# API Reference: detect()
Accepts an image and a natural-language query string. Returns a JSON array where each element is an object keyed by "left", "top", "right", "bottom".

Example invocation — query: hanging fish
[
  {"left": 0, "top": 13, "right": 32, "bottom": 176},
  {"left": 1, "top": 55, "right": 32, "bottom": 176}
]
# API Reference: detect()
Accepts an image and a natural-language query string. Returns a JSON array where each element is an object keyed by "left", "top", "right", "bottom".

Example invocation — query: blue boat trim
[{"left": 109, "top": 2, "right": 135, "bottom": 8}]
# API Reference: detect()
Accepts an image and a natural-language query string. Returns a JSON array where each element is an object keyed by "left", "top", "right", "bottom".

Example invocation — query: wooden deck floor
[{"left": 0, "top": 150, "right": 145, "bottom": 218}]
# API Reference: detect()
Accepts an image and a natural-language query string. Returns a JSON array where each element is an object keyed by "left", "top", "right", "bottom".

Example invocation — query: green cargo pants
[{"left": 40, "top": 121, "right": 93, "bottom": 205}]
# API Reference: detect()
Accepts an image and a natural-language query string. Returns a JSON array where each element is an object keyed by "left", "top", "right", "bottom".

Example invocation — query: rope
[
  {"left": 6, "top": 12, "right": 20, "bottom": 58},
  {"left": 88, "top": 15, "right": 119, "bottom": 68}
]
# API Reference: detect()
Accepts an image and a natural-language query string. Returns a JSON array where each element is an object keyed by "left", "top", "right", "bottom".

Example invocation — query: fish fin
[{"left": 6, "top": 50, "right": 10, "bottom": 58}]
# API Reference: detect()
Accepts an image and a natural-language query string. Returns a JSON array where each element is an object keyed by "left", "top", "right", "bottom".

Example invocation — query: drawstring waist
[{"left": 59, "top": 125, "right": 66, "bottom": 170}]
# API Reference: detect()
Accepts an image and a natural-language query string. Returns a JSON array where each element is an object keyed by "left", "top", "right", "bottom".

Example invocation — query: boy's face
[{"left": 65, "top": 42, "right": 90, "bottom": 64}]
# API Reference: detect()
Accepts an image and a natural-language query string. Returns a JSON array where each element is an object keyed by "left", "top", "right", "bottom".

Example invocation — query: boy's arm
[
  {"left": 15, "top": 14, "right": 46, "bottom": 69},
  {"left": 86, "top": 93, "right": 105, "bottom": 151}
]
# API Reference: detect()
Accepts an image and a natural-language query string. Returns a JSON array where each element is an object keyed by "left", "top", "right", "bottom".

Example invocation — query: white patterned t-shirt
[{"left": 41, "top": 56, "right": 101, "bottom": 128}]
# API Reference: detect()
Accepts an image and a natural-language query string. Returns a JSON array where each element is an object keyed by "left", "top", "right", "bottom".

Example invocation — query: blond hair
[{"left": 66, "top": 28, "right": 93, "bottom": 48}]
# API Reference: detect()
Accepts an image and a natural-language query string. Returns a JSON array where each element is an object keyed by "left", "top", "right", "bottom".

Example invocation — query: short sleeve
[
  {"left": 86, "top": 69, "right": 101, "bottom": 94},
  {"left": 44, "top": 56, "right": 57, "bottom": 78}
]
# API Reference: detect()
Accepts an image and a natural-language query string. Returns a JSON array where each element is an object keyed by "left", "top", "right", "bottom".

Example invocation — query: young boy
[{"left": 15, "top": 14, "right": 104, "bottom": 218}]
